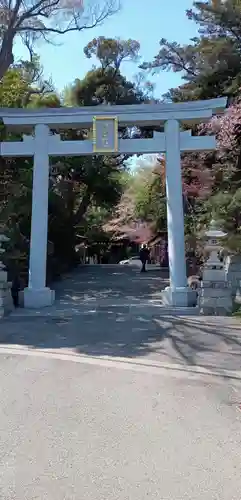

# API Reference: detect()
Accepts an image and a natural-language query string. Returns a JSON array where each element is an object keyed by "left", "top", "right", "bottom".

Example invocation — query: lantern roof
[{"left": 205, "top": 219, "right": 227, "bottom": 238}]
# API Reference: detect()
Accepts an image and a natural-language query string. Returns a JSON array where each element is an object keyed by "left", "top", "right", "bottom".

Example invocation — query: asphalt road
[
  {"left": 0, "top": 350, "right": 241, "bottom": 500},
  {"left": 1, "top": 265, "right": 241, "bottom": 499}
]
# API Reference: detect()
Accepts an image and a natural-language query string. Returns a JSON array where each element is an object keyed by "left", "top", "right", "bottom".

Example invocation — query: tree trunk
[
  {"left": 73, "top": 190, "right": 91, "bottom": 225},
  {"left": 0, "top": 32, "right": 14, "bottom": 80}
]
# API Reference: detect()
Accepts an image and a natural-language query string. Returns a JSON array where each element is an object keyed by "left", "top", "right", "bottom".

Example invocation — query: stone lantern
[
  {"left": 199, "top": 220, "right": 232, "bottom": 315},
  {"left": 0, "top": 233, "right": 13, "bottom": 318},
  {"left": 202, "top": 219, "right": 227, "bottom": 281}
]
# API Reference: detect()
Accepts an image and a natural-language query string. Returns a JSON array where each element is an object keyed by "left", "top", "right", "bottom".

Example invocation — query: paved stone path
[{"left": 1, "top": 265, "right": 241, "bottom": 376}]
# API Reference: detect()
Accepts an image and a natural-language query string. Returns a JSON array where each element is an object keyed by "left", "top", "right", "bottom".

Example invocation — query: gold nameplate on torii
[{"left": 92, "top": 116, "right": 118, "bottom": 153}]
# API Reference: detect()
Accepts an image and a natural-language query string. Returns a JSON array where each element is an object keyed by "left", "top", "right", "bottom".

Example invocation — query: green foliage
[
  {"left": 64, "top": 68, "right": 146, "bottom": 107},
  {"left": 81, "top": 206, "right": 111, "bottom": 246},
  {"left": 6, "top": 3, "right": 241, "bottom": 278},
  {"left": 203, "top": 189, "right": 241, "bottom": 252},
  {"left": 107, "top": 159, "right": 167, "bottom": 238},
  {"left": 1, "top": 36, "right": 149, "bottom": 281},
  {"left": 83, "top": 37, "right": 140, "bottom": 71},
  {"left": 28, "top": 93, "right": 61, "bottom": 108},
  {"left": 0, "top": 69, "right": 29, "bottom": 107},
  {"left": 64, "top": 36, "right": 153, "bottom": 107},
  {"left": 138, "top": 1, "right": 241, "bottom": 256},
  {"left": 131, "top": 165, "right": 166, "bottom": 231},
  {"left": 140, "top": 1, "right": 241, "bottom": 101}
]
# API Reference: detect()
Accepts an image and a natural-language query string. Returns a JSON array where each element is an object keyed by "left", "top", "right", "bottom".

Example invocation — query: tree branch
[
  {"left": 0, "top": 0, "right": 120, "bottom": 79},
  {"left": 73, "top": 189, "right": 91, "bottom": 225}
]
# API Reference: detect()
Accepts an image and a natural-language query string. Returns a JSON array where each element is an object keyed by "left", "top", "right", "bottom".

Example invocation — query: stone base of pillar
[
  {"left": 24, "top": 287, "right": 55, "bottom": 308},
  {"left": 161, "top": 286, "right": 197, "bottom": 307},
  {"left": 0, "top": 281, "right": 13, "bottom": 318}
]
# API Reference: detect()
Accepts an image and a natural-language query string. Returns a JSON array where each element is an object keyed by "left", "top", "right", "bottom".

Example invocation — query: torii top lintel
[{"left": 0, "top": 97, "right": 227, "bottom": 131}]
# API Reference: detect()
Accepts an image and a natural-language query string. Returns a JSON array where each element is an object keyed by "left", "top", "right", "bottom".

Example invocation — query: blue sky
[{"left": 14, "top": 0, "right": 197, "bottom": 98}]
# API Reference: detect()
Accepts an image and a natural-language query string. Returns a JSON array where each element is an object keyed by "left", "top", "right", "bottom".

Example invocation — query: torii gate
[{"left": 0, "top": 98, "right": 227, "bottom": 308}]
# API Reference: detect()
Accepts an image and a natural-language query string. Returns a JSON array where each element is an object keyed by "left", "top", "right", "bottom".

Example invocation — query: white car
[{"left": 119, "top": 256, "right": 142, "bottom": 268}]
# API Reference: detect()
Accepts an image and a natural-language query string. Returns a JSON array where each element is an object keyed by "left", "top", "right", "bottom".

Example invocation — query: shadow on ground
[{"left": 1, "top": 266, "right": 241, "bottom": 373}]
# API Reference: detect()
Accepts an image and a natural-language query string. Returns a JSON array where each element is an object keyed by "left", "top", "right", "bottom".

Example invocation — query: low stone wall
[
  {"left": 199, "top": 281, "right": 232, "bottom": 316},
  {"left": 225, "top": 255, "right": 241, "bottom": 297}
]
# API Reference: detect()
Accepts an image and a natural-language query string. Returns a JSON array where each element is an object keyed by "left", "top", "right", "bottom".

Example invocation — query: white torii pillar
[
  {"left": 161, "top": 120, "right": 196, "bottom": 307},
  {"left": 24, "top": 124, "right": 54, "bottom": 308}
]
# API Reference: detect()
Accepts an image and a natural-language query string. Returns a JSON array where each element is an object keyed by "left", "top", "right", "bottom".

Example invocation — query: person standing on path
[
  {"left": 139, "top": 244, "right": 150, "bottom": 273},
  {"left": 11, "top": 272, "right": 21, "bottom": 307}
]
